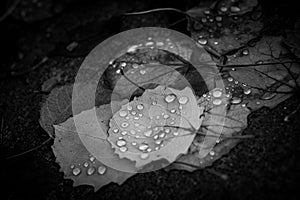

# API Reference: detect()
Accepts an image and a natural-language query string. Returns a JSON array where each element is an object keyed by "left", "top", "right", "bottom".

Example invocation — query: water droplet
[
  {"left": 228, "top": 77, "right": 233, "bottom": 82},
  {"left": 232, "top": 68, "right": 236, "bottom": 71},
  {"left": 242, "top": 49, "right": 249, "bottom": 56},
  {"left": 121, "top": 130, "right": 128, "bottom": 135},
  {"left": 198, "top": 38, "right": 207, "bottom": 45},
  {"left": 165, "top": 94, "right": 176, "bottom": 103},
  {"left": 260, "top": 93, "right": 276, "bottom": 100},
  {"left": 204, "top": 10, "right": 210, "bottom": 15},
  {"left": 117, "top": 139, "right": 127, "bottom": 147},
  {"left": 213, "top": 41, "right": 219, "bottom": 45},
  {"left": 138, "top": 144, "right": 149, "bottom": 151},
  {"left": 137, "top": 104, "right": 144, "bottom": 110},
  {"left": 113, "top": 128, "right": 119, "bottom": 133},
  {"left": 140, "top": 69, "right": 146, "bottom": 75},
  {"left": 212, "top": 99, "right": 222, "bottom": 105},
  {"left": 220, "top": 7, "right": 227, "bottom": 12},
  {"left": 170, "top": 108, "right": 176, "bottom": 113},
  {"left": 173, "top": 132, "right": 179, "bottom": 136},
  {"left": 89, "top": 156, "right": 95, "bottom": 162},
  {"left": 140, "top": 153, "right": 149, "bottom": 159},
  {"left": 201, "top": 18, "right": 207, "bottom": 23},
  {"left": 178, "top": 96, "right": 189, "bottom": 104},
  {"left": 97, "top": 166, "right": 106, "bottom": 175},
  {"left": 132, "top": 142, "right": 137, "bottom": 146},
  {"left": 147, "top": 148, "right": 152, "bottom": 152},
  {"left": 243, "top": 88, "right": 252, "bottom": 95},
  {"left": 133, "top": 116, "right": 139, "bottom": 120},
  {"left": 209, "top": 151, "right": 215, "bottom": 156},
  {"left": 127, "top": 105, "right": 133, "bottom": 110},
  {"left": 119, "top": 110, "right": 128, "bottom": 117},
  {"left": 159, "top": 133, "right": 166, "bottom": 138},
  {"left": 144, "top": 130, "right": 152, "bottom": 137},
  {"left": 234, "top": 80, "right": 239, "bottom": 84},
  {"left": 231, "top": 97, "right": 242, "bottom": 104},
  {"left": 132, "top": 64, "right": 139, "bottom": 69},
  {"left": 87, "top": 167, "right": 95, "bottom": 175},
  {"left": 83, "top": 162, "right": 89, "bottom": 167},
  {"left": 130, "top": 130, "right": 136, "bottom": 135},
  {"left": 209, "top": 18, "right": 214, "bottom": 23},
  {"left": 165, "top": 129, "right": 170, "bottom": 133},
  {"left": 212, "top": 90, "right": 222, "bottom": 98},
  {"left": 215, "top": 16, "right": 222, "bottom": 22},
  {"left": 121, "top": 122, "right": 129, "bottom": 128},
  {"left": 256, "top": 60, "right": 263, "bottom": 64},
  {"left": 163, "top": 114, "right": 170, "bottom": 119},
  {"left": 70, "top": 164, "right": 75, "bottom": 169},
  {"left": 72, "top": 168, "right": 81, "bottom": 176},
  {"left": 230, "top": 6, "right": 240, "bottom": 12},
  {"left": 119, "top": 147, "right": 128, "bottom": 152},
  {"left": 241, "top": 103, "right": 246, "bottom": 107},
  {"left": 116, "top": 69, "right": 121, "bottom": 74}
]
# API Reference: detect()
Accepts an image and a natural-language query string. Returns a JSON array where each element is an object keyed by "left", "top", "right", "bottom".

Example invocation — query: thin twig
[{"left": 4, "top": 138, "right": 52, "bottom": 160}]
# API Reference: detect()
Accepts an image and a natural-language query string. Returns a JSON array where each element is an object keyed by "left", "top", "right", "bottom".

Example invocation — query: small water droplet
[
  {"left": 140, "top": 69, "right": 146, "bottom": 75},
  {"left": 209, "top": 18, "right": 214, "bottom": 23},
  {"left": 231, "top": 97, "right": 242, "bottom": 104},
  {"left": 130, "top": 130, "right": 136, "bottom": 135},
  {"left": 131, "top": 142, "right": 137, "bottom": 146},
  {"left": 220, "top": 7, "right": 227, "bottom": 12},
  {"left": 165, "top": 129, "right": 170, "bottom": 133},
  {"left": 228, "top": 77, "right": 234, "bottom": 82},
  {"left": 137, "top": 104, "right": 144, "bottom": 110},
  {"left": 232, "top": 68, "right": 236, "bottom": 71},
  {"left": 70, "top": 164, "right": 75, "bottom": 169},
  {"left": 117, "top": 139, "right": 127, "bottom": 147},
  {"left": 89, "top": 156, "right": 95, "bottom": 162},
  {"left": 209, "top": 151, "right": 215, "bottom": 156},
  {"left": 159, "top": 133, "right": 166, "bottom": 138},
  {"left": 87, "top": 167, "right": 95, "bottom": 175},
  {"left": 215, "top": 16, "right": 222, "bottom": 21},
  {"left": 140, "top": 153, "right": 149, "bottom": 159},
  {"left": 163, "top": 114, "right": 170, "bottom": 119},
  {"left": 230, "top": 6, "right": 240, "bottom": 12},
  {"left": 119, "top": 110, "right": 128, "bottom": 117},
  {"left": 212, "top": 90, "right": 222, "bottom": 98},
  {"left": 212, "top": 99, "right": 222, "bottom": 105},
  {"left": 97, "top": 165, "right": 106, "bottom": 175},
  {"left": 138, "top": 144, "right": 149, "bottom": 151},
  {"left": 153, "top": 134, "right": 159, "bottom": 140},
  {"left": 121, "top": 122, "right": 129, "bottom": 128},
  {"left": 204, "top": 10, "right": 210, "bottom": 15},
  {"left": 131, "top": 111, "right": 137, "bottom": 116},
  {"left": 119, "top": 146, "right": 128, "bottom": 152},
  {"left": 144, "top": 130, "right": 152, "bottom": 137},
  {"left": 243, "top": 88, "right": 252, "bottom": 95},
  {"left": 83, "top": 162, "right": 89, "bottom": 167},
  {"left": 256, "top": 101, "right": 261, "bottom": 105},
  {"left": 121, "top": 130, "right": 128, "bottom": 135},
  {"left": 242, "top": 49, "right": 249, "bottom": 56},
  {"left": 173, "top": 132, "right": 179, "bottom": 136},
  {"left": 178, "top": 96, "right": 189, "bottom": 104},
  {"left": 256, "top": 60, "right": 263, "bottom": 64},
  {"left": 165, "top": 94, "right": 176, "bottom": 103},
  {"left": 113, "top": 128, "right": 119, "bottom": 133},
  {"left": 241, "top": 103, "right": 246, "bottom": 107},
  {"left": 170, "top": 108, "right": 176, "bottom": 113},
  {"left": 198, "top": 38, "right": 207, "bottom": 45},
  {"left": 201, "top": 18, "right": 207, "bottom": 23},
  {"left": 72, "top": 168, "right": 81, "bottom": 176}
]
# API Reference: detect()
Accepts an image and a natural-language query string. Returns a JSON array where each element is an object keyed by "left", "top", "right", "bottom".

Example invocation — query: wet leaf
[{"left": 53, "top": 105, "right": 135, "bottom": 191}]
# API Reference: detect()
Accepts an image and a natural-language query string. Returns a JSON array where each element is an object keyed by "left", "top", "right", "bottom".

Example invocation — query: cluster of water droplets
[
  {"left": 70, "top": 155, "right": 107, "bottom": 176},
  {"left": 107, "top": 86, "right": 194, "bottom": 167}
]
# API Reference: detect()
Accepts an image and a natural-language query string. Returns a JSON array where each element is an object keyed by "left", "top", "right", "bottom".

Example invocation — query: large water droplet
[
  {"left": 165, "top": 94, "right": 176, "bottom": 103},
  {"left": 97, "top": 166, "right": 106, "bottom": 175},
  {"left": 178, "top": 96, "right": 189, "bottom": 104},
  {"left": 230, "top": 6, "right": 240, "bottom": 12},
  {"left": 116, "top": 139, "right": 127, "bottom": 147},
  {"left": 87, "top": 167, "right": 95, "bottom": 175},
  {"left": 260, "top": 93, "right": 276, "bottom": 100},
  {"left": 72, "top": 168, "right": 81, "bottom": 176},
  {"left": 138, "top": 144, "right": 149, "bottom": 151}
]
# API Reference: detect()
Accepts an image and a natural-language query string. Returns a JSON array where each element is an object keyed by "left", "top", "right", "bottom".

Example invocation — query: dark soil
[{"left": 0, "top": 0, "right": 299, "bottom": 199}]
